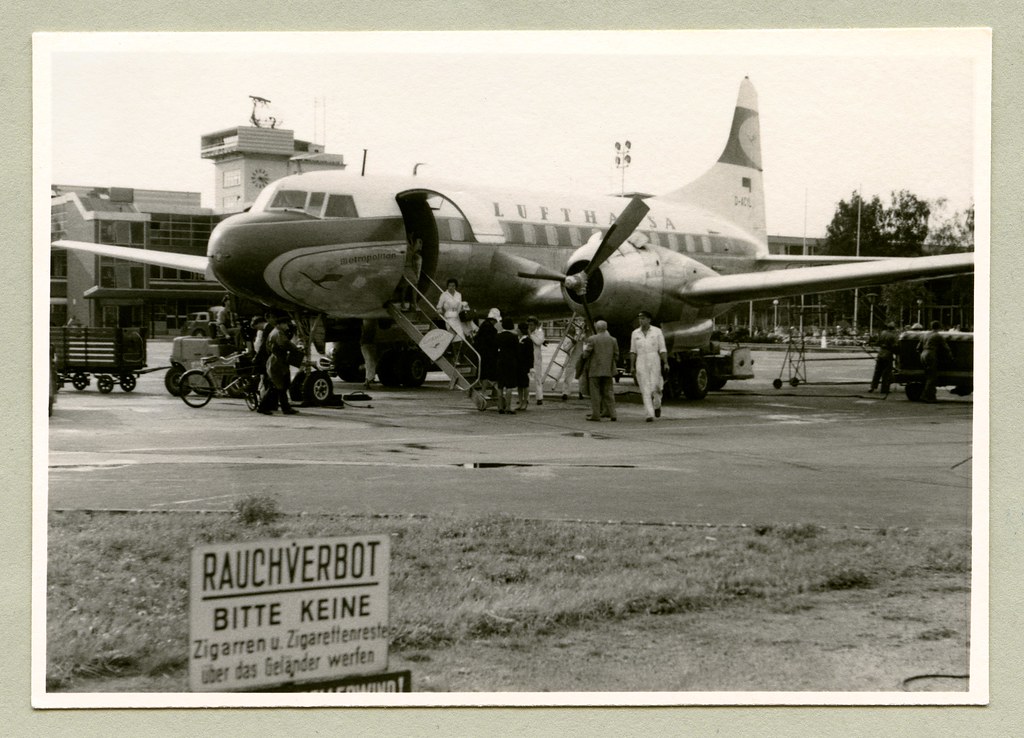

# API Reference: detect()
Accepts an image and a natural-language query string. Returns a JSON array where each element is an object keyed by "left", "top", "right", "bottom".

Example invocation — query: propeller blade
[
  {"left": 584, "top": 197, "right": 650, "bottom": 277},
  {"left": 517, "top": 270, "right": 567, "bottom": 282}
]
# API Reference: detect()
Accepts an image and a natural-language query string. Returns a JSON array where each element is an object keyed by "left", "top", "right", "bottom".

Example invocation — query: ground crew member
[{"left": 629, "top": 310, "right": 669, "bottom": 422}]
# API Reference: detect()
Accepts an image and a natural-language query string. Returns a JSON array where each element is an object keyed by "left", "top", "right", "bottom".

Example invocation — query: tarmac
[{"left": 46, "top": 341, "right": 975, "bottom": 530}]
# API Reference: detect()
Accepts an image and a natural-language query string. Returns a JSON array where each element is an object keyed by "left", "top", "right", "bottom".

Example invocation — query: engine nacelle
[{"left": 561, "top": 241, "right": 719, "bottom": 332}]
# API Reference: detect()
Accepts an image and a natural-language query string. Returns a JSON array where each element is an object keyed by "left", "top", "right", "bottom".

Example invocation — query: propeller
[{"left": 517, "top": 197, "right": 650, "bottom": 329}]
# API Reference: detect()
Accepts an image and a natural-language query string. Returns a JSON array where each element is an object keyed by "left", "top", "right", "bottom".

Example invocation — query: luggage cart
[{"left": 51, "top": 327, "right": 156, "bottom": 393}]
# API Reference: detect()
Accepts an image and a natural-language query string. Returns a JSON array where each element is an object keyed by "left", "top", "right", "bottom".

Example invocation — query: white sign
[{"left": 189, "top": 535, "right": 390, "bottom": 692}]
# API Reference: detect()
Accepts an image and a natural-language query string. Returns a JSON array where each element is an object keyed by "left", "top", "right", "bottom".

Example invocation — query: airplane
[{"left": 52, "top": 77, "right": 974, "bottom": 404}]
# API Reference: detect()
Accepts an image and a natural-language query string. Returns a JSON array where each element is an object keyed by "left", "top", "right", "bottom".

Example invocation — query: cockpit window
[
  {"left": 324, "top": 194, "right": 358, "bottom": 218},
  {"left": 269, "top": 190, "right": 308, "bottom": 209}
]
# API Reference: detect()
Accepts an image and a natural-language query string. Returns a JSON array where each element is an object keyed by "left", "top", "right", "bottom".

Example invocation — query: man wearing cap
[
  {"left": 869, "top": 322, "right": 899, "bottom": 396},
  {"left": 630, "top": 310, "right": 669, "bottom": 422}
]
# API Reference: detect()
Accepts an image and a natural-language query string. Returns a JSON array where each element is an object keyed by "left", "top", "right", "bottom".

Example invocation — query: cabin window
[
  {"left": 701, "top": 235, "right": 712, "bottom": 253},
  {"left": 667, "top": 233, "right": 679, "bottom": 251},
  {"left": 449, "top": 219, "right": 466, "bottom": 241},
  {"left": 324, "top": 194, "right": 358, "bottom": 218},
  {"left": 684, "top": 234, "right": 696, "bottom": 253},
  {"left": 523, "top": 223, "right": 537, "bottom": 245},
  {"left": 647, "top": 231, "right": 661, "bottom": 247},
  {"left": 569, "top": 227, "right": 582, "bottom": 247},
  {"left": 545, "top": 225, "right": 559, "bottom": 246}
]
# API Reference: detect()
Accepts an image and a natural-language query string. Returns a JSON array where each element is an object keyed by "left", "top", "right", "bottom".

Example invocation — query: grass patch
[{"left": 46, "top": 511, "right": 970, "bottom": 691}]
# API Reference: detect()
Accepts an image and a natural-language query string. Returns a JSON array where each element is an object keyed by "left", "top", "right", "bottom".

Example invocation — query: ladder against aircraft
[
  {"left": 385, "top": 274, "right": 483, "bottom": 398},
  {"left": 543, "top": 313, "right": 589, "bottom": 393}
]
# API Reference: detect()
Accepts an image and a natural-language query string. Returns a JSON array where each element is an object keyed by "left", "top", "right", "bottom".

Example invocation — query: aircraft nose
[{"left": 207, "top": 213, "right": 282, "bottom": 306}]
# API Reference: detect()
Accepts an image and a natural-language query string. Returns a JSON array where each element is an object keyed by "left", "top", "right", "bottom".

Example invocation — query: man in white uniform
[{"left": 629, "top": 310, "right": 669, "bottom": 422}]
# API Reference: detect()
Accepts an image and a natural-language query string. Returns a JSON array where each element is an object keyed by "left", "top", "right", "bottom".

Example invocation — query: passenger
[
  {"left": 516, "top": 322, "right": 533, "bottom": 411},
  {"left": 249, "top": 315, "right": 271, "bottom": 407},
  {"left": 495, "top": 317, "right": 521, "bottom": 414},
  {"left": 917, "top": 320, "right": 953, "bottom": 403},
  {"left": 583, "top": 319, "right": 618, "bottom": 422},
  {"left": 630, "top": 310, "right": 669, "bottom": 422},
  {"left": 259, "top": 316, "right": 299, "bottom": 415},
  {"left": 436, "top": 278, "right": 466, "bottom": 339},
  {"left": 473, "top": 308, "right": 501, "bottom": 407},
  {"left": 869, "top": 322, "right": 899, "bottom": 396},
  {"left": 527, "top": 316, "right": 546, "bottom": 405},
  {"left": 359, "top": 319, "right": 378, "bottom": 389}
]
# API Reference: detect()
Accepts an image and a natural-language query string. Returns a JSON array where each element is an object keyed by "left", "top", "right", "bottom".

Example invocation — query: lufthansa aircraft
[{"left": 52, "top": 78, "right": 974, "bottom": 400}]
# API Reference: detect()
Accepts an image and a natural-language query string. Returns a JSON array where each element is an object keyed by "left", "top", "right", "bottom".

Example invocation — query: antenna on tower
[{"left": 249, "top": 95, "right": 271, "bottom": 127}]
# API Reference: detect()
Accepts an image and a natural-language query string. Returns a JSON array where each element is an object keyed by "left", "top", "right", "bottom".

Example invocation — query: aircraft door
[{"left": 396, "top": 192, "right": 440, "bottom": 293}]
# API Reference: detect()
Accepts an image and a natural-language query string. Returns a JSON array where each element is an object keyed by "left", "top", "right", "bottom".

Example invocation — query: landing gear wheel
[
  {"left": 304, "top": 370, "right": 334, "bottom": 405},
  {"left": 119, "top": 374, "right": 137, "bottom": 392},
  {"left": 72, "top": 373, "right": 89, "bottom": 391},
  {"left": 179, "top": 370, "right": 214, "bottom": 408},
  {"left": 97, "top": 375, "right": 115, "bottom": 394},
  {"left": 401, "top": 352, "right": 428, "bottom": 388},
  {"left": 681, "top": 361, "right": 709, "bottom": 400},
  {"left": 905, "top": 382, "right": 923, "bottom": 402},
  {"left": 789, "top": 377, "right": 800, "bottom": 387},
  {"left": 772, "top": 378, "right": 783, "bottom": 390}
]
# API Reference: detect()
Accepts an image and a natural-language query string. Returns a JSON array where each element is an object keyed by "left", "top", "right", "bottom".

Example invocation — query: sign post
[{"left": 189, "top": 535, "right": 391, "bottom": 692}]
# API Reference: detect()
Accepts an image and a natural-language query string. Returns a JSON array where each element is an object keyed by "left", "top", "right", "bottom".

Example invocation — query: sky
[{"left": 39, "top": 30, "right": 988, "bottom": 238}]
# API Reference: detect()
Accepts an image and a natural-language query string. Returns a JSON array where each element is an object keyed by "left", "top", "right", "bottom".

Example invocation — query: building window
[
  {"left": 222, "top": 195, "right": 241, "bottom": 209},
  {"left": 51, "top": 249, "right": 67, "bottom": 279},
  {"left": 98, "top": 220, "right": 144, "bottom": 246},
  {"left": 223, "top": 169, "right": 241, "bottom": 188}
]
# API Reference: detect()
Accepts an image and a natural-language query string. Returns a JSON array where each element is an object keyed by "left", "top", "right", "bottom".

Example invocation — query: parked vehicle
[
  {"left": 50, "top": 326, "right": 151, "bottom": 394},
  {"left": 893, "top": 330, "right": 973, "bottom": 400}
]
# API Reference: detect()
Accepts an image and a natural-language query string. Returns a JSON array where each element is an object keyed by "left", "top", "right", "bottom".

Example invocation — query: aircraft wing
[
  {"left": 678, "top": 252, "right": 974, "bottom": 305},
  {"left": 52, "top": 239, "right": 212, "bottom": 278}
]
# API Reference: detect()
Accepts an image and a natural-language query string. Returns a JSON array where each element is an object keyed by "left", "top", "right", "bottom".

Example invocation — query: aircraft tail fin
[{"left": 660, "top": 77, "right": 767, "bottom": 246}]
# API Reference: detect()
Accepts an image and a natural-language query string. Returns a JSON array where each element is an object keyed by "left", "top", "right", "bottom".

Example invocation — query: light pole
[
  {"left": 773, "top": 299, "right": 779, "bottom": 332},
  {"left": 866, "top": 292, "right": 878, "bottom": 336},
  {"left": 614, "top": 140, "right": 631, "bottom": 196}
]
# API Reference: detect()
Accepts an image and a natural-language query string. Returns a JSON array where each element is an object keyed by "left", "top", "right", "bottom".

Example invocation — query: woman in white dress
[{"left": 436, "top": 278, "right": 466, "bottom": 339}]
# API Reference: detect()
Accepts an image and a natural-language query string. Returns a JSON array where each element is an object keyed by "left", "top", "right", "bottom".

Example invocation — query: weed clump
[{"left": 232, "top": 494, "right": 281, "bottom": 526}]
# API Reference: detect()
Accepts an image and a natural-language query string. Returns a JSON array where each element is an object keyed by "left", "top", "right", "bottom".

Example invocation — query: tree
[
  {"left": 881, "top": 190, "right": 930, "bottom": 257},
  {"left": 823, "top": 191, "right": 886, "bottom": 257}
]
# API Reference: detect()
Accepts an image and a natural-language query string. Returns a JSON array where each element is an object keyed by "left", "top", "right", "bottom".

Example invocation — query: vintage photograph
[{"left": 34, "top": 29, "right": 988, "bottom": 706}]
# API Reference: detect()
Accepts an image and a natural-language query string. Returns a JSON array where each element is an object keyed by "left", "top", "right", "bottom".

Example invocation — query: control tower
[{"left": 201, "top": 100, "right": 345, "bottom": 212}]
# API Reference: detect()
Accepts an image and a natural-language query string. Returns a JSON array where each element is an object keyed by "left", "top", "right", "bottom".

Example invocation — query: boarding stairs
[
  {"left": 543, "top": 314, "right": 589, "bottom": 389},
  {"left": 386, "top": 274, "right": 482, "bottom": 393}
]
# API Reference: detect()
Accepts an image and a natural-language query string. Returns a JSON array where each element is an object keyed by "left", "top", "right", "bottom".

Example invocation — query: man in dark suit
[{"left": 582, "top": 320, "right": 618, "bottom": 422}]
